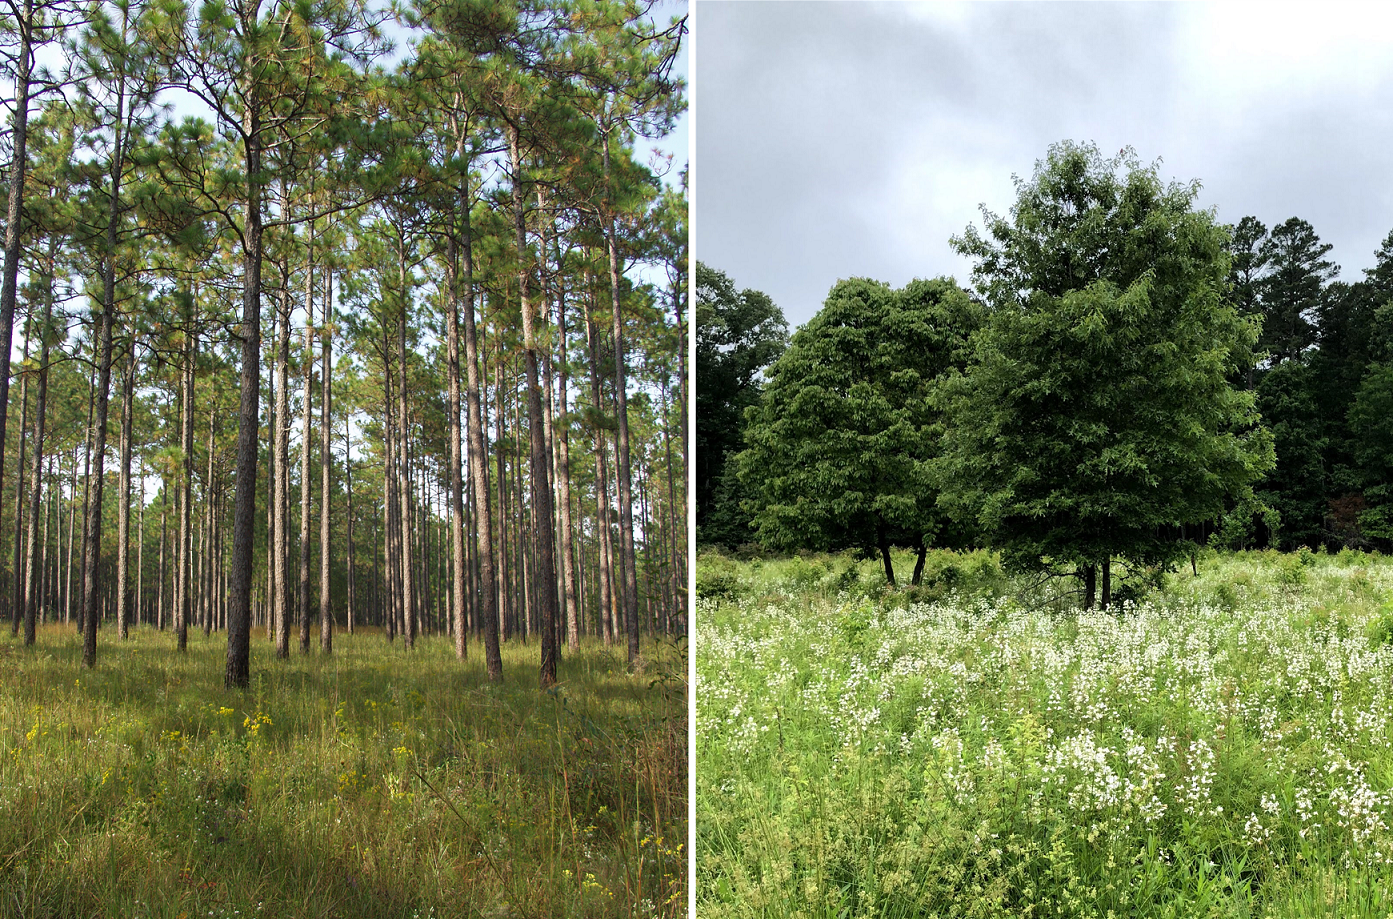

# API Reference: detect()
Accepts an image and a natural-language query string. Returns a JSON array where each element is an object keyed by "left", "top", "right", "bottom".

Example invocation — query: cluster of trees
[
  {"left": 0, "top": 0, "right": 687, "bottom": 687},
  {"left": 701, "top": 141, "right": 1393, "bottom": 605}
]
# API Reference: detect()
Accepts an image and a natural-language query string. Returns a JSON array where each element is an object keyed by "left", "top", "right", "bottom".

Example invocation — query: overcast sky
[{"left": 695, "top": 1, "right": 1393, "bottom": 329}]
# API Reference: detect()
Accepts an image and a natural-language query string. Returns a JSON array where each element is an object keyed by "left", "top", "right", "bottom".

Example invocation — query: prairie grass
[
  {"left": 0, "top": 626, "right": 685, "bottom": 919},
  {"left": 697, "top": 547, "right": 1393, "bottom": 918}
]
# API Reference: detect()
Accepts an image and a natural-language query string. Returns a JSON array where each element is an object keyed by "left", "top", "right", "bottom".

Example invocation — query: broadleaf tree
[
  {"left": 736, "top": 276, "right": 979, "bottom": 586},
  {"left": 938, "top": 141, "right": 1275, "bottom": 607}
]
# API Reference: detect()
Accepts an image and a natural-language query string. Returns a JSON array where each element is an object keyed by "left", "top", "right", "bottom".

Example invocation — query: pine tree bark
[
  {"left": 299, "top": 320, "right": 312, "bottom": 653},
  {"left": 22, "top": 279, "right": 52, "bottom": 646},
  {"left": 176, "top": 323, "right": 195, "bottom": 653},
  {"left": 156, "top": 488, "right": 166, "bottom": 629},
  {"left": 445, "top": 230, "right": 468, "bottom": 659},
  {"left": 345, "top": 416, "right": 355, "bottom": 635},
  {"left": 539, "top": 193, "right": 579, "bottom": 651},
  {"left": 0, "top": 0, "right": 36, "bottom": 554},
  {"left": 586, "top": 305, "right": 616, "bottom": 643},
  {"left": 202, "top": 405, "right": 215, "bottom": 636},
  {"left": 456, "top": 176, "right": 500, "bottom": 678},
  {"left": 395, "top": 236, "right": 415, "bottom": 650},
  {"left": 319, "top": 271, "right": 332, "bottom": 654},
  {"left": 226, "top": 108, "right": 264, "bottom": 690},
  {"left": 116, "top": 342, "right": 135, "bottom": 638},
  {"left": 274, "top": 267, "right": 291, "bottom": 657},
  {"left": 136, "top": 469, "right": 144, "bottom": 627},
  {"left": 82, "top": 64, "right": 130, "bottom": 665},
  {"left": 77, "top": 358, "right": 94, "bottom": 634},
  {"left": 11, "top": 322, "right": 31, "bottom": 635},
  {"left": 601, "top": 140, "right": 641, "bottom": 667},
  {"left": 508, "top": 128, "right": 560, "bottom": 686}
]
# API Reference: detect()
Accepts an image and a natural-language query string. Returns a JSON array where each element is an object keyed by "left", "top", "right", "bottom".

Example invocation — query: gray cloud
[{"left": 696, "top": 1, "right": 1393, "bottom": 328}]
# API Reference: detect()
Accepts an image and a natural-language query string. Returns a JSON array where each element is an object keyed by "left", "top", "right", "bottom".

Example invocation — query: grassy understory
[
  {"left": 0, "top": 625, "right": 685, "bottom": 919},
  {"left": 698, "top": 548, "right": 1393, "bottom": 918}
]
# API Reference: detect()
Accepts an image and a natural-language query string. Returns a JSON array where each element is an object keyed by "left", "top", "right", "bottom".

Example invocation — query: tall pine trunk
[
  {"left": 176, "top": 323, "right": 195, "bottom": 653},
  {"left": 226, "top": 109, "right": 264, "bottom": 690},
  {"left": 319, "top": 271, "right": 332, "bottom": 653},
  {"left": 274, "top": 268, "right": 291, "bottom": 657},
  {"left": 0, "top": 0, "right": 35, "bottom": 557},
  {"left": 299, "top": 320, "right": 312, "bottom": 653},
  {"left": 457, "top": 175, "right": 501, "bottom": 679},
  {"left": 22, "top": 275, "right": 52, "bottom": 646},
  {"left": 395, "top": 234, "right": 415, "bottom": 650},
  {"left": 508, "top": 128, "right": 559, "bottom": 686},
  {"left": 11, "top": 322, "right": 31, "bottom": 635},
  {"left": 600, "top": 143, "right": 641, "bottom": 667},
  {"left": 116, "top": 343, "right": 135, "bottom": 638}
]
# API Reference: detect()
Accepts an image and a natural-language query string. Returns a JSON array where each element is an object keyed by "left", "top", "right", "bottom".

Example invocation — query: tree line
[
  {"left": 0, "top": 0, "right": 687, "bottom": 687},
  {"left": 699, "top": 141, "right": 1393, "bottom": 606}
]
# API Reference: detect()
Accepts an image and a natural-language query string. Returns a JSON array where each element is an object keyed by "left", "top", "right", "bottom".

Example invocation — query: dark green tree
[
  {"left": 736, "top": 277, "right": 978, "bottom": 585},
  {"left": 1254, "top": 360, "right": 1326, "bottom": 548},
  {"left": 1258, "top": 217, "right": 1336, "bottom": 366},
  {"left": 940, "top": 141, "right": 1274, "bottom": 606},
  {"left": 1351, "top": 362, "right": 1393, "bottom": 543},
  {"left": 694, "top": 261, "right": 785, "bottom": 545}
]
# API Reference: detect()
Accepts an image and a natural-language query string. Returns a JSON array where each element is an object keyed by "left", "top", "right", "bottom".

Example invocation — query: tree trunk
[
  {"left": 202, "top": 401, "right": 215, "bottom": 636},
  {"left": 910, "top": 540, "right": 927, "bottom": 587},
  {"left": 445, "top": 227, "right": 468, "bottom": 660},
  {"left": 1083, "top": 565, "right": 1097, "bottom": 611},
  {"left": 82, "top": 63, "right": 129, "bottom": 666},
  {"left": 176, "top": 321, "right": 195, "bottom": 653},
  {"left": 320, "top": 270, "right": 332, "bottom": 654},
  {"left": 22, "top": 277, "right": 51, "bottom": 645},
  {"left": 156, "top": 488, "right": 166, "bottom": 630},
  {"left": 0, "top": 0, "right": 35, "bottom": 559},
  {"left": 494, "top": 336, "right": 511, "bottom": 643},
  {"left": 274, "top": 265, "right": 291, "bottom": 657},
  {"left": 77, "top": 358, "right": 94, "bottom": 634},
  {"left": 299, "top": 320, "right": 312, "bottom": 653},
  {"left": 508, "top": 129, "right": 559, "bottom": 685},
  {"left": 345, "top": 416, "right": 355, "bottom": 635},
  {"left": 586, "top": 306, "right": 616, "bottom": 643},
  {"left": 136, "top": 468, "right": 144, "bottom": 629},
  {"left": 1101, "top": 556, "right": 1112, "bottom": 610},
  {"left": 877, "top": 523, "right": 896, "bottom": 588},
  {"left": 383, "top": 353, "right": 397, "bottom": 643},
  {"left": 456, "top": 177, "right": 499, "bottom": 677},
  {"left": 116, "top": 342, "right": 135, "bottom": 638},
  {"left": 601, "top": 142, "right": 641, "bottom": 668},
  {"left": 11, "top": 321, "right": 31, "bottom": 635},
  {"left": 395, "top": 236, "right": 415, "bottom": 650},
  {"left": 226, "top": 111, "right": 264, "bottom": 690},
  {"left": 541, "top": 195, "right": 580, "bottom": 651}
]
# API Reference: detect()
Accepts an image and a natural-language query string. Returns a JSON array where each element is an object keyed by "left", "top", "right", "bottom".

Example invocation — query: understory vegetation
[
  {"left": 697, "top": 548, "right": 1393, "bottom": 918},
  {"left": 0, "top": 631, "right": 685, "bottom": 919}
]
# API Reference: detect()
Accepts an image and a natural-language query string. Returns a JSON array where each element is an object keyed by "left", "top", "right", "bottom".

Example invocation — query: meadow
[
  {"left": 697, "top": 547, "right": 1393, "bottom": 918},
  {"left": 0, "top": 627, "right": 685, "bottom": 919}
]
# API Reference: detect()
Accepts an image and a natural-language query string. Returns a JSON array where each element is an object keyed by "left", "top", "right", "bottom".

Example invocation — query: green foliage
[
  {"left": 695, "top": 551, "right": 746, "bottom": 603},
  {"left": 695, "top": 262, "right": 788, "bottom": 546},
  {"left": 1256, "top": 359, "right": 1328, "bottom": 548},
  {"left": 1351, "top": 362, "right": 1393, "bottom": 541},
  {"left": 737, "top": 276, "right": 979, "bottom": 563},
  {"left": 941, "top": 141, "right": 1274, "bottom": 578},
  {"left": 0, "top": 629, "right": 685, "bottom": 917},
  {"left": 1365, "top": 602, "right": 1393, "bottom": 648},
  {"left": 1257, "top": 217, "right": 1337, "bottom": 366}
]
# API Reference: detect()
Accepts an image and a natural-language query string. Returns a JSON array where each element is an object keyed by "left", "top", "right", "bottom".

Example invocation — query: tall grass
[
  {"left": 697, "top": 548, "right": 1393, "bottom": 918},
  {"left": 0, "top": 626, "right": 685, "bottom": 919}
]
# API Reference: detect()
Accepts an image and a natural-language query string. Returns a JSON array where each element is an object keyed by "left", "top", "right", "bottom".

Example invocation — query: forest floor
[
  {"left": 697, "top": 547, "right": 1393, "bottom": 918},
  {"left": 0, "top": 625, "right": 685, "bottom": 919}
]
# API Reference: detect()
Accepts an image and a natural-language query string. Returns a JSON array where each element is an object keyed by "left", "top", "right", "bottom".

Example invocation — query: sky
[{"left": 694, "top": 1, "right": 1393, "bottom": 330}]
